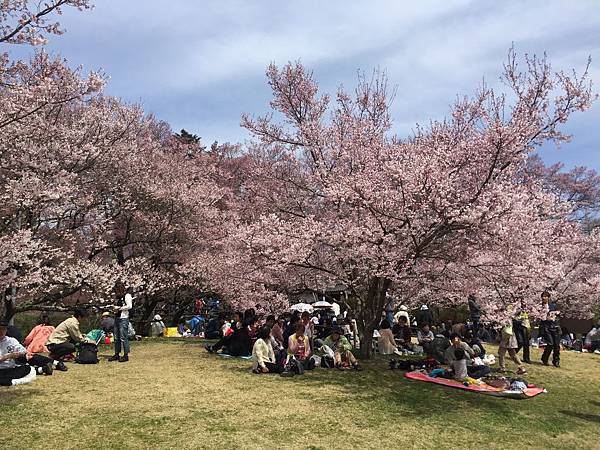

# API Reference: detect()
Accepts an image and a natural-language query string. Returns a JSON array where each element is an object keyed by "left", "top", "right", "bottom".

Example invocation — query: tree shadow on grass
[
  {"left": 559, "top": 410, "right": 600, "bottom": 423},
  {"left": 0, "top": 387, "right": 42, "bottom": 407},
  {"left": 226, "top": 359, "right": 518, "bottom": 417}
]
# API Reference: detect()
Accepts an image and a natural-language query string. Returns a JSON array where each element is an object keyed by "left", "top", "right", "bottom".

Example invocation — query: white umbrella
[
  {"left": 290, "top": 303, "right": 314, "bottom": 313},
  {"left": 313, "top": 300, "right": 332, "bottom": 308}
]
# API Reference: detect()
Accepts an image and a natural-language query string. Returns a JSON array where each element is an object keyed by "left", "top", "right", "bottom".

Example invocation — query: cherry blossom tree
[
  {"left": 0, "top": 49, "right": 233, "bottom": 321},
  {"left": 226, "top": 52, "right": 595, "bottom": 357},
  {"left": 1, "top": 0, "right": 91, "bottom": 46}
]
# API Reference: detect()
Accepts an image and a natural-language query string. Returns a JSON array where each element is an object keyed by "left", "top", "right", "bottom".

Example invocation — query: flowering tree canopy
[
  {"left": 1, "top": 0, "right": 91, "bottom": 46},
  {"left": 216, "top": 52, "right": 597, "bottom": 356}
]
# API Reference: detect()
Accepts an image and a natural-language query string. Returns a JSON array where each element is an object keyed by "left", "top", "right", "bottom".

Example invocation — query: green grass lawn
[{"left": 2, "top": 339, "right": 599, "bottom": 450}]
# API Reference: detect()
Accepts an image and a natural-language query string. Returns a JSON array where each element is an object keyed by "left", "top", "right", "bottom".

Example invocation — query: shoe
[
  {"left": 280, "top": 369, "right": 295, "bottom": 378},
  {"left": 335, "top": 363, "right": 344, "bottom": 371},
  {"left": 118, "top": 355, "right": 129, "bottom": 363},
  {"left": 252, "top": 368, "right": 261, "bottom": 374},
  {"left": 107, "top": 355, "right": 120, "bottom": 362},
  {"left": 594, "top": 349, "right": 600, "bottom": 355},
  {"left": 552, "top": 361, "right": 560, "bottom": 368},
  {"left": 353, "top": 364, "right": 362, "bottom": 371},
  {"left": 55, "top": 361, "right": 68, "bottom": 372},
  {"left": 517, "top": 367, "right": 528, "bottom": 375},
  {"left": 204, "top": 344, "right": 214, "bottom": 354},
  {"left": 42, "top": 362, "right": 53, "bottom": 376},
  {"left": 541, "top": 359, "right": 549, "bottom": 366}
]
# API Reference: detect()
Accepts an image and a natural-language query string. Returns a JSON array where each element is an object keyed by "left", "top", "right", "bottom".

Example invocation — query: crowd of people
[
  {"left": 2, "top": 288, "right": 600, "bottom": 387},
  {"left": 204, "top": 308, "right": 361, "bottom": 375},
  {"left": 0, "top": 284, "right": 134, "bottom": 387}
]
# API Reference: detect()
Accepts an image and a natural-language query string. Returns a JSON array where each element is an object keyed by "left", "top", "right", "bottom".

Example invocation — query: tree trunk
[
  {"left": 357, "top": 276, "right": 391, "bottom": 359},
  {"left": 139, "top": 294, "right": 159, "bottom": 337},
  {"left": 2, "top": 289, "right": 16, "bottom": 322}
]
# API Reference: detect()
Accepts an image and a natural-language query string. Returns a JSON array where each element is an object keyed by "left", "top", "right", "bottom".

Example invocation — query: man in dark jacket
[
  {"left": 468, "top": 294, "right": 481, "bottom": 338},
  {"left": 540, "top": 291, "right": 561, "bottom": 367},
  {"left": 416, "top": 305, "right": 434, "bottom": 327}
]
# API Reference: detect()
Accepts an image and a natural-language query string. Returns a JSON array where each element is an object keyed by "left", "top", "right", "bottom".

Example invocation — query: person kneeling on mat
[
  {"left": 0, "top": 320, "right": 66, "bottom": 386},
  {"left": 252, "top": 325, "right": 282, "bottom": 374}
]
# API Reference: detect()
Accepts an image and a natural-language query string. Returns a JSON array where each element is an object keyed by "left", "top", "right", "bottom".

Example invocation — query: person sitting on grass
[
  {"left": 444, "top": 333, "right": 475, "bottom": 365},
  {"left": 248, "top": 316, "right": 259, "bottom": 342},
  {"left": 270, "top": 315, "right": 285, "bottom": 348},
  {"left": 287, "top": 323, "right": 314, "bottom": 370},
  {"left": 283, "top": 312, "right": 301, "bottom": 349},
  {"left": 23, "top": 313, "right": 55, "bottom": 354},
  {"left": 205, "top": 311, "right": 242, "bottom": 353},
  {"left": 252, "top": 325, "right": 282, "bottom": 374},
  {"left": 583, "top": 322, "right": 600, "bottom": 353},
  {"left": 392, "top": 316, "right": 413, "bottom": 351},
  {"left": 378, "top": 320, "right": 401, "bottom": 356},
  {"left": 301, "top": 311, "right": 315, "bottom": 342},
  {"left": 188, "top": 315, "right": 204, "bottom": 336},
  {"left": 417, "top": 323, "right": 435, "bottom": 354},
  {"left": 203, "top": 315, "right": 222, "bottom": 339},
  {"left": 265, "top": 315, "right": 284, "bottom": 353},
  {"left": 100, "top": 312, "right": 115, "bottom": 335},
  {"left": 323, "top": 327, "right": 361, "bottom": 371},
  {"left": 464, "top": 329, "right": 486, "bottom": 357},
  {"left": 449, "top": 347, "right": 490, "bottom": 381},
  {"left": 1, "top": 320, "right": 66, "bottom": 386},
  {"left": 150, "top": 314, "right": 166, "bottom": 337},
  {"left": 206, "top": 311, "right": 252, "bottom": 356},
  {"left": 46, "top": 307, "right": 91, "bottom": 362}
]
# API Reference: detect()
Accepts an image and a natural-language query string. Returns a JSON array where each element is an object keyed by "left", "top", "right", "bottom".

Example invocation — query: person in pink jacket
[
  {"left": 24, "top": 314, "right": 55, "bottom": 354},
  {"left": 287, "top": 323, "right": 315, "bottom": 371}
]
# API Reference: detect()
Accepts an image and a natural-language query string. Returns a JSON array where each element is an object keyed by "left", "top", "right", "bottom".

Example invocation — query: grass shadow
[
  {"left": 0, "top": 387, "right": 42, "bottom": 407},
  {"left": 559, "top": 410, "right": 600, "bottom": 423}
]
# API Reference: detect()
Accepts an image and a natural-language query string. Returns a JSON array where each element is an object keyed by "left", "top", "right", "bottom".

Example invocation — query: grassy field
[{"left": 1, "top": 339, "right": 599, "bottom": 450}]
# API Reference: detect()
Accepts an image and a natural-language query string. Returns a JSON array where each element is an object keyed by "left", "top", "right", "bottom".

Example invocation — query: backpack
[
  {"left": 321, "top": 355, "right": 335, "bottom": 368},
  {"left": 76, "top": 342, "right": 99, "bottom": 364},
  {"left": 286, "top": 356, "right": 305, "bottom": 375}
]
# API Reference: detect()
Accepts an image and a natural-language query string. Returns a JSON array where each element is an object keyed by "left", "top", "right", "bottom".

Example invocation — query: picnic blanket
[
  {"left": 217, "top": 353, "right": 253, "bottom": 360},
  {"left": 404, "top": 371, "right": 546, "bottom": 399}
]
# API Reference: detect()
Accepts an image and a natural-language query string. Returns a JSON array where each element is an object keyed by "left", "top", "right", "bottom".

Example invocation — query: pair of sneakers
[
  {"left": 38, "top": 361, "right": 68, "bottom": 375},
  {"left": 108, "top": 354, "right": 129, "bottom": 362}
]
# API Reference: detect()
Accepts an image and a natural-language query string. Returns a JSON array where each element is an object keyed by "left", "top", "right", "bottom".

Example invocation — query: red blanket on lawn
[{"left": 404, "top": 371, "right": 546, "bottom": 399}]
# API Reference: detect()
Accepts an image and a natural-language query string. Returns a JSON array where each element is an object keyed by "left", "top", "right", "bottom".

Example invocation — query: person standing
[
  {"left": 513, "top": 299, "right": 531, "bottom": 364},
  {"left": 540, "top": 291, "right": 561, "bottom": 367},
  {"left": 108, "top": 283, "right": 133, "bottom": 362},
  {"left": 384, "top": 296, "right": 395, "bottom": 326},
  {"left": 468, "top": 294, "right": 481, "bottom": 338},
  {"left": 498, "top": 323, "right": 527, "bottom": 375}
]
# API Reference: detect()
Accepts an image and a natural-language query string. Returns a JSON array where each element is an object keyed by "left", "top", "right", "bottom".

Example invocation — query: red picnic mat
[{"left": 404, "top": 370, "right": 546, "bottom": 399}]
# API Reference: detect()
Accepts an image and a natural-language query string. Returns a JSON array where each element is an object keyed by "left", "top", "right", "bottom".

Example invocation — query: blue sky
[{"left": 7, "top": 0, "right": 600, "bottom": 169}]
